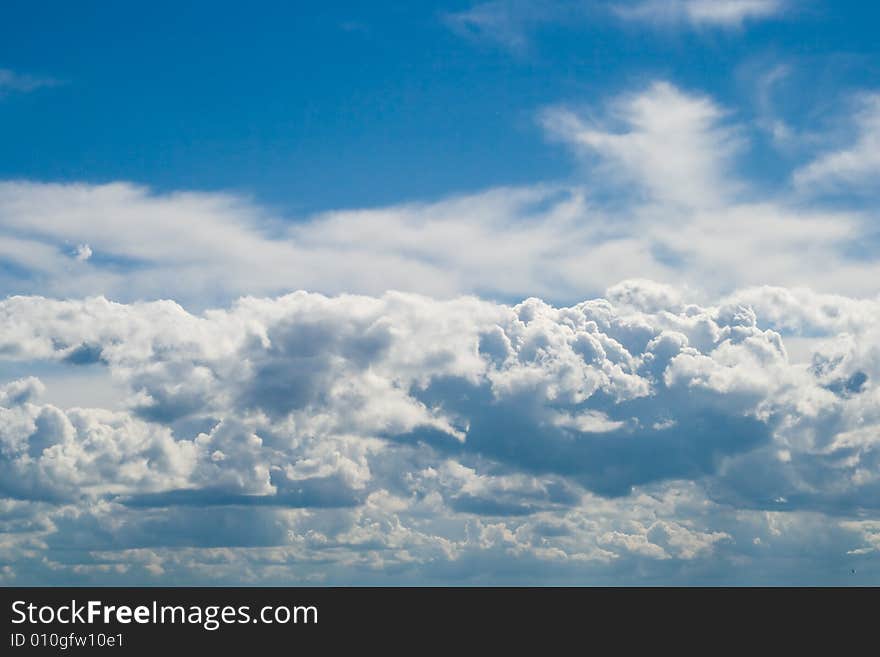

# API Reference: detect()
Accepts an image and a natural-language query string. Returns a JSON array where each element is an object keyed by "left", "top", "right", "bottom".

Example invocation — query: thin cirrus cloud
[
  {"left": 443, "top": 1, "right": 588, "bottom": 53},
  {"left": 613, "top": 0, "right": 786, "bottom": 28},
  {"left": 0, "top": 68, "right": 61, "bottom": 95},
  {"left": 444, "top": 0, "right": 785, "bottom": 53}
]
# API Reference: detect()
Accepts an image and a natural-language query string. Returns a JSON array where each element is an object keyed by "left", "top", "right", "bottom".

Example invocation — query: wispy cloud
[
  {"left": 445, "top": 1, "right": 784, "bottom": 52},
  {"left": 443, "top": 1, "right": 591, "bottom": 54},
  {"left": 613, "top": 0, "right": 786, "bottom": 28},
  {"left": 0, "top": 68, "right": 61, "bottom": 95},
  {"left": 793, "top": 94, "right": 880, "bottom": 193},
  {"left": 541, "top": 81, "right": 744, "bottom": 208},
  {"left": 3, "top": 83, "right": 879, "bottom": 308}
]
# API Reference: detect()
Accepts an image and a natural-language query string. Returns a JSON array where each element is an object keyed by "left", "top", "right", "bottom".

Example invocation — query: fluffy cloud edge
[{"left": 2, "top": 280, "right": 880, "bottom": 584}]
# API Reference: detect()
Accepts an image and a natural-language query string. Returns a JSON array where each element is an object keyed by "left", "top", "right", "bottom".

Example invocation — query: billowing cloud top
[{"left": 2, "top": 279, "right": 880, "bottom": 584}]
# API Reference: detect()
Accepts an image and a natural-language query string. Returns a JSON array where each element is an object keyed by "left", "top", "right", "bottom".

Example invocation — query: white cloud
[
  {"left": 2, "top": 283, "right": 880, "bottom": 582},
  {"left": 5, "top": 77, "right": 880, "bottom": 583},
  {"left": 540, "top": 82, "right": 880, "bottom": 296},
  {"left": 444, "top": 1, "right": 782, "bottom": 52},
  {"left": 614, "top": 0, "right": 785, "bottom": 28},
  {"left": 443, "top": 1, "right": 590, "bottom": 53},
  {"left": 74, "top": 244, "right": 92, "bottom": 262},
  {"left": 0, "top": 69, "right": 60, "bottom": 95},
  {"left": 793, "top": 94, "right": 880, "bottom": 192},
  {"left": 2, "top": 86, "right": 879, "bottom": 308},
  {"left": 542, "top": 81, "right": 743, "bottom": 208}
]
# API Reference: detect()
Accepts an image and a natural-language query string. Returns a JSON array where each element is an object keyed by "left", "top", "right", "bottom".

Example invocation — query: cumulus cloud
[
  {"left": 2, "top": 282, "right": 880, "bottom": 583},
  {"left": 73, "top": 244, "right": 92, "bottom": 262}
]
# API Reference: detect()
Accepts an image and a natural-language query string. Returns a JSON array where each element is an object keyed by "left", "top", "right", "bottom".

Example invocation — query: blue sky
[
  {"left": 2, "top": 0, "right": 878, "bottom": 213},
  {"left": 3, "top": 1, "right": 880, "bottom": 585}
]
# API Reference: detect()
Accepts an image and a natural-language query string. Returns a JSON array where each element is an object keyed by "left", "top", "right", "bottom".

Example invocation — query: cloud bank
[{"left": 2, "top": 281, "right": 880, "bottom": 584}]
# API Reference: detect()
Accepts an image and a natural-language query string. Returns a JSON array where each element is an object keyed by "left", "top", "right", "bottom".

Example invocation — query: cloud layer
[
  {"left": 3, "top": 75, "right": 880, "bottom": 583},
  {"left": 3, "top": 81, "right": 878, "bottom": 307},
  {"left": 2, "top": 281, "right": 880, "bottom": 583}
]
